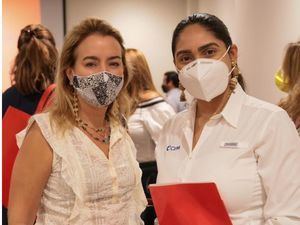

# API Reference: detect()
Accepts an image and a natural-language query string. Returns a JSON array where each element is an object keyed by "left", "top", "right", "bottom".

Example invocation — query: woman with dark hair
[{"left": 155, "top": 13, "right": 300, "bottom": 224}]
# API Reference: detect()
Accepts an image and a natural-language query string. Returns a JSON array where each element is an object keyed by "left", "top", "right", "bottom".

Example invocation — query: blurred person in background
[
  {"left": 276, "top": 41, "right": 300, "bottom": 135},
  {"left": 2, "top": 24, "right": 58, "bottom": 225},
  {"left": 161, "top": 71, "right": 187, "bottom": 112},
  {"left": 126, "top": 48, "right": 175, "bottom": 225},
  {"left": 2, "top": 24, "right": 57, "bottom": 116}
]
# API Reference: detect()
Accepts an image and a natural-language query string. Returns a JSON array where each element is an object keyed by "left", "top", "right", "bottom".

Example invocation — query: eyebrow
[
  {"left": 197, "top": 42, "right": 220, "bottom": 51},
  {"left": 82, "top": 56, "right": 122, "bottom": 61},
  {"left": 83, "top": 56, "right": 99, "bottom": 61},
  {"left": 108, "top": 56, "right": 122, "bottom": 60},
  {"left": 175, "top": 42, "right": 221, "bottom": 58}
]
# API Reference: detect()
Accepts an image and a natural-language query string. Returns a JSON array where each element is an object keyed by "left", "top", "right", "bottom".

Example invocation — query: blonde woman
[
  {"left": 8, "top": 18, "right": 147, "bottom": 225},
  {"left": 278, "top": 41, "right": 300, "bottom": 135},
  {"left": 125, "top": 48, "right": 175, "bottom": 225},
  {"left": 126, "top": 48, "right": 175, "bottom": 163}
]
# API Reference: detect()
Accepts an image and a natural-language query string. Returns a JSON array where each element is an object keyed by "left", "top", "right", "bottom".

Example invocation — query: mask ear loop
[
  {"left": 218, "top": 45, "right": 231, "bottom": 61},
  {"left": 224, "top": 45, "right": 240, "bottom": 92},
  {"left": 175, "top": 67, "right": 187, "bottom": 102}
]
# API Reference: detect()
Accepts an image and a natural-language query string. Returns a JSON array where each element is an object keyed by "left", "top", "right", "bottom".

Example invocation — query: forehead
[
  {"left": 75, "top": 34, "right": 122, "bottom": 59},
  {"left": 175, "top": 24, "right": 225, "bottom": 53}
]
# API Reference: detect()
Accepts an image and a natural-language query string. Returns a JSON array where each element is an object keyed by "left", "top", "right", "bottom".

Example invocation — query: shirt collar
[
  {"left": 217, "top": 84, "right": 246, "bottom": 128},
  {"left": 188, "top": 84, "right": 246, "bottom": 128}
]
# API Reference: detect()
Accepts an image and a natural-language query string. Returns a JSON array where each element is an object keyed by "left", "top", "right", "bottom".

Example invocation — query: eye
[
  {"left": 109, "top": 61, "right": 121, "bottom": 68},
  {"left": 85, "top": 62, "right": 97, "bottom": 67},
  {"left": 203, "top": 48, "right": 217, "bottom": 58},
  {"left": 178, "top": 54, "right": 194, "bottom": 64}
]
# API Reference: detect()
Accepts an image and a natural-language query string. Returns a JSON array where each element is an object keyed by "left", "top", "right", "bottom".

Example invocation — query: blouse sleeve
[{"left": 255, "top": 110, "right": 300, "bottom": 225}]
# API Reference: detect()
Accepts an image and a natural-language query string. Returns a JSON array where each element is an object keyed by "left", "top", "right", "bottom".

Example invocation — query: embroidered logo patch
[{"left": 166, "top": 145, "right": 180, "bottom": 151}]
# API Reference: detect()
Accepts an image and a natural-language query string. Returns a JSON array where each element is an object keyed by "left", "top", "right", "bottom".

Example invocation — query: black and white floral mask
[{"left": 71, "top": 71, "right": 124, "bottom": 107}]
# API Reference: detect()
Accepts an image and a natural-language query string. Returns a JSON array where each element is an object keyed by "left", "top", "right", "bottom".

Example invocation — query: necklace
[{"left": 72, "top": 92, "right": 111, "bottom": 144}]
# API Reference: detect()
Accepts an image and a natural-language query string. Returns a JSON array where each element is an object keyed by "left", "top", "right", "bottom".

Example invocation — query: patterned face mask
[{"left": 71, "top": 71, "right": 124, "bottom": 107}]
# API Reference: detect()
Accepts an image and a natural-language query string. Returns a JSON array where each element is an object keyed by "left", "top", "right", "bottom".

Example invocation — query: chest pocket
[{"left": 217, "top": 141, "right": 258, "bottom": 166}]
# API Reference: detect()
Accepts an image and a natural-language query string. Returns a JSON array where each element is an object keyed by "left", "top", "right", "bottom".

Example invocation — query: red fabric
[
  {"left": 149, "top": 183, "right": 232, "bottom": 225},
  {"left": 2, "top": 107, "right": 31, "bottom": 207},
  {"left": 35, "top": 84, "right": 56, "bottom": 113},
  {"left": 2, "top": 84, "right": 55, "bottom": 208}
]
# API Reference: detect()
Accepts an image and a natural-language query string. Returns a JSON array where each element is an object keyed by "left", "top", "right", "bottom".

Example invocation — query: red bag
[{"left": 2, "top": 84, "right": 55, "bottom": 208}]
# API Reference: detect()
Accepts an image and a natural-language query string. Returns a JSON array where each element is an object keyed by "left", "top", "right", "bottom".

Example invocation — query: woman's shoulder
[
  {"left": 2, "top": 86, "right": 19, "bottom": 114},
  {"left": 151, "top": 99, "right": 175, "bottom": 114},
  {"left": 30, "top": 112, "right": 51, "bottom": 125},
  {"left": 2, "top": 86, "right": 43, "bottom": 115},
  {"left": 245, "top": 95, "right": 284, "bottom": 114},
  {"left": 140, "top": 98, "right": 176, "bottom": 125},
  {"left": 23, "top": 112, "right": 68, "bottom": 147},
  {"left": 22, "top": 120, "right": 50, "bottom": 149},
  {"left": 2, "top": 85, "right": 18, "bottom": 97},
  {"left": 161, "top": 108, "right": 190, "bottom": 131},
  {"left": 16, "top": 113, "right": 56, "bottom": 161},
  {"left": 138, "top": 97, "right": 173, "bottom": 113}
]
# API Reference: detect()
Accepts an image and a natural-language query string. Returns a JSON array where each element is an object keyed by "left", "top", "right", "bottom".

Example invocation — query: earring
[
  {"left": 179, "top": 82, "right": 186, "bottom": 102},
  {"left": 229, "top": 61, "right": 239, "bottom": 91},
  {"left": 232, "top": 61, "right": 242, "bottom": 75}
]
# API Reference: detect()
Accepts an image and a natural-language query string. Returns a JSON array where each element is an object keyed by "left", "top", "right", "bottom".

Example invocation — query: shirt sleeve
[
  {"left": 255, "top": 110, "right": 300, "bottom": 225},
  {"left": 165, "top": 95, "right": 179, "bottom": 113},
  {"left": 143, "top": 104, "right": 175, "bottom": 144}
]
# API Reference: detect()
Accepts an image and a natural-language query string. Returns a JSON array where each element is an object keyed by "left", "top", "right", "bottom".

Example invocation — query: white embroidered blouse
[{"left": 16, "top": 112, "right": 147, "bottom": 225}]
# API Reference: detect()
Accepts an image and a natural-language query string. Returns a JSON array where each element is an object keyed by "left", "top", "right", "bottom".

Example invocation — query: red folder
[{"left": 149, "top": 183, "right": 232, "bottom": 225}]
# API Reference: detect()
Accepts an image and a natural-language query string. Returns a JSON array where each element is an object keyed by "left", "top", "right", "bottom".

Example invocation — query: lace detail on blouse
[{"left": 16, "top": 113, "right": 147, "bottom": 225}]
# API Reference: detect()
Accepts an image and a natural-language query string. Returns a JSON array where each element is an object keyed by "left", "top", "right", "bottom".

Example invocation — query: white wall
[
  {"left": 40, "top": 0, "right": 64, "bottom": 51},
  {"left": 198, "top": 0, "right": 300, "bottom": 103},
  {"left": 66, "top": 0, "right": 187, "bottom": 93}
]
